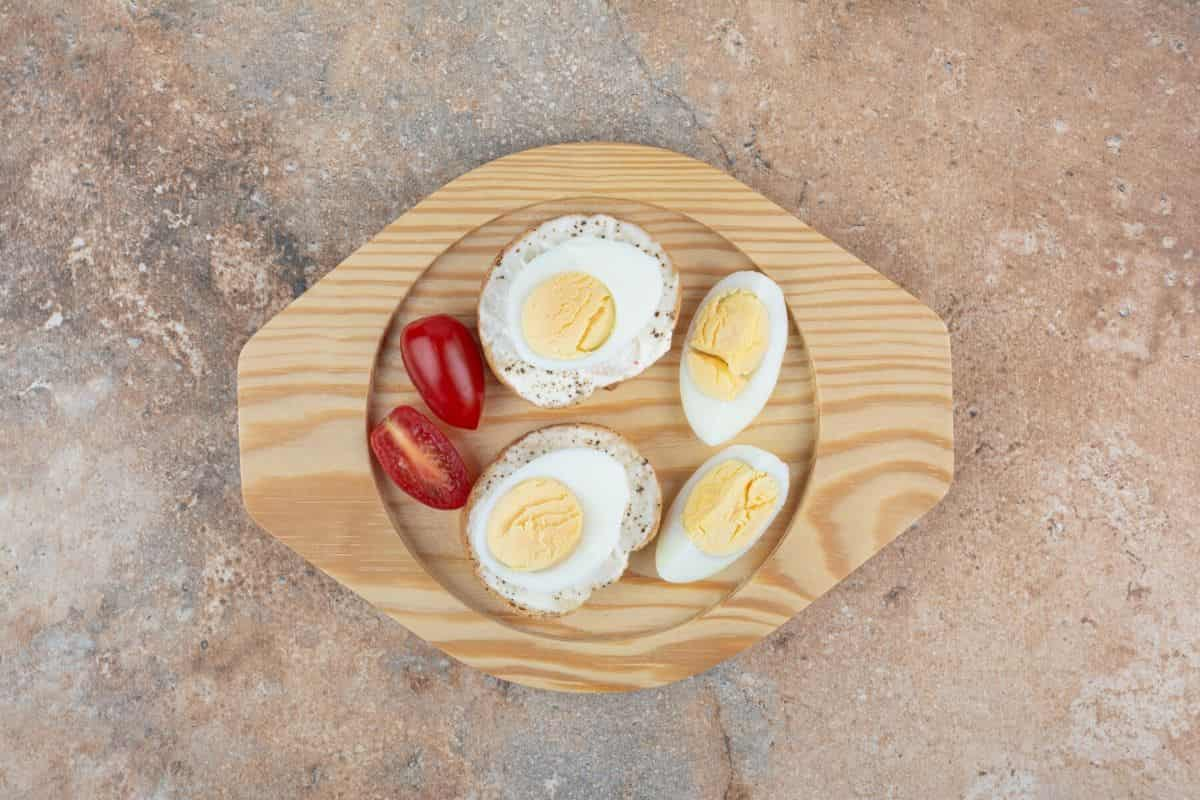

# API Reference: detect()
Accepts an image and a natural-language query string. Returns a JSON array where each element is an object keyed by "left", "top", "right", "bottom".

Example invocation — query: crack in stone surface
[{"left": 606, "top": 1, "right": 735, "bottom": 171}]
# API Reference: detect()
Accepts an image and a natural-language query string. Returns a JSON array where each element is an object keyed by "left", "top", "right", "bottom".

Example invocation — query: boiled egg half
[
  {"left": 655, "top": 445, "right": 789, "bottom": 583},
  {"left": 680, "top": 271, "right": 788, "bottom": 445},
  {"left": 478, "top": 214, "right": 681, "bottom": 408},
  {"left": 462, "top": 424, "right": 662, "bottom": 615}
]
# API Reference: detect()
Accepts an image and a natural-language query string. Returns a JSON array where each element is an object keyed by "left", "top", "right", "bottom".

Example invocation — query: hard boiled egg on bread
[
  {"left": 477, "top": 214, "right": 681, "bottom": 408},
  {"left": 461, "top": 423, "right": 662, "bottom": 616}
]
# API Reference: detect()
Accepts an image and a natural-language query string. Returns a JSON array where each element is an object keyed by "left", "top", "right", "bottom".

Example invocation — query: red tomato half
[
  {"left": 400, "top": 314, "right": 485, "bottom": 430},
  {"left": 369, "top": 406, "right": 471, "bottom": 509}
]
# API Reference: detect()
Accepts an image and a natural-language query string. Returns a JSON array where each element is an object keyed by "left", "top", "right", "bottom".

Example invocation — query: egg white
[
  {"left": 679, "top": 271, "right": 788, "bottom": 445},
  {"left": 655, "top": 445, "right": 790, "bottom": 584},
  {"left": 506, "top": 237, "right": 664, "bottom": 370},
  {"left": 478, "top": 214, "right": 680, "bottom": 408},
  {"left": 468, "top": 448, "right": 629, "bottom": 595}
]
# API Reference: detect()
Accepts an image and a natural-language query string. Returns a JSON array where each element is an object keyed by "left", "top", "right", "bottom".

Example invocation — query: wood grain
[{"left": 237, "top": 143, "right": 953, "bottom": 692}]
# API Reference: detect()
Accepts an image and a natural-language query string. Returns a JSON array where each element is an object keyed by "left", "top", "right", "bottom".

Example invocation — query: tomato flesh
[
  {"left": 400, "top": 314, "right": 485, "bottom": 430},
  {"left": 369, "top": 406, "right": 471, "bottom": 509}
]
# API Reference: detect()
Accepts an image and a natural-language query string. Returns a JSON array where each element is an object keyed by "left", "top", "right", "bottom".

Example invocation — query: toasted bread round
[
  {"left": 477, "top": 214, "right": 681, "bottom": 408},
  {"left": 460, "top": 423, "right": 662, "bottom": 617}
]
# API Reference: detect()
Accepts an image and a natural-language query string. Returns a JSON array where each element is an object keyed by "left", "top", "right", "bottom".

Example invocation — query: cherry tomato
[
  {"left": 400, "top": 314, "right": 485, "bottom": 430},
  {"left": 369, "top": 406, "right": 471, "bottom": 510}
]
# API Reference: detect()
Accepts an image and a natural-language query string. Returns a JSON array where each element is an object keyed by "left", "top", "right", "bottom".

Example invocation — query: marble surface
[{"left": 3, "top": 1, "right": 1199, "bottom": 797}]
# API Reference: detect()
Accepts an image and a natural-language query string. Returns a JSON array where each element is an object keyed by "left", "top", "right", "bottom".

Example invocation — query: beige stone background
[{"left": 2, "top": 1, "right": 1199, "bottom": 797}]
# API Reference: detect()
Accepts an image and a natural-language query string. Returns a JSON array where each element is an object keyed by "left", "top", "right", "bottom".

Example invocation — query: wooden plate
[{"left": 237, "top": 143, "right": 953, "bottom": 692}]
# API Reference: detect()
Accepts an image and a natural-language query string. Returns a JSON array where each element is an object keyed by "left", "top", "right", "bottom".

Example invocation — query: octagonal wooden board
[{"left": 237, "top": 142, "right": 953, "bottom": 692}]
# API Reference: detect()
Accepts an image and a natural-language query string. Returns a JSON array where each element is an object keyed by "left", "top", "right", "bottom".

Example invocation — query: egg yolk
[
  {"left": 521, "top": 271, "right": 616, "bottom": 359},
  {"left": 486, "top": 478, "right": 584, "bottom": 571},
  {"left": 687, "top": 289, "right": 768, "bottom": 400},
  {"left": 682, "top": 460, "right": 779, "bottom": 556}
]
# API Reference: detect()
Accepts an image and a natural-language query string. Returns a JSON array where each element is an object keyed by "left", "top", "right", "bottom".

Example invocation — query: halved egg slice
[
  {"left": 655, "top": 445, "right": 789, "bottom": 584},
  {"left": 478, "top": 214, "right": 681, "bottom": 408},
  {"left": 462, "top": 424, "right": 662, "bottom": 615},
  {"left": 679, "top": 271, "right": 788, "bottom": 445}
]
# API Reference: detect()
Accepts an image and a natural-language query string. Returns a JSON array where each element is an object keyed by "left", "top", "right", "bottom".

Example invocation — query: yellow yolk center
[
  {"left": 486, "top": 478, "right": 584, "bottom": 571},
  {"left": 682, "top": 460, "right": 779, "bottom": 556},
  {"left": 686, "top": 289, "right": 769, "bottom": 400},
  {"left": 521, "top": 271, "right": 616, "bottom": 360}
]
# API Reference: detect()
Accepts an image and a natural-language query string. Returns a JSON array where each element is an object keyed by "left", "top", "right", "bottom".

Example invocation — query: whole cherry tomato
[
  {"left": 369, "top": 405, "right": 471, "bottom": 510},
  {"left": 400, "top": 314, "right": 485, "bottom": 430}
]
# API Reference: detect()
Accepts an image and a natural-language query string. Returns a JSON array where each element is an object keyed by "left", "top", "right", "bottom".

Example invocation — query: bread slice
[
  {"left": 460, "top": 423, "right": 662, "bottom": 617},
  {"left": 477, "top": 213, "right": 681, "bottom": 408}
]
